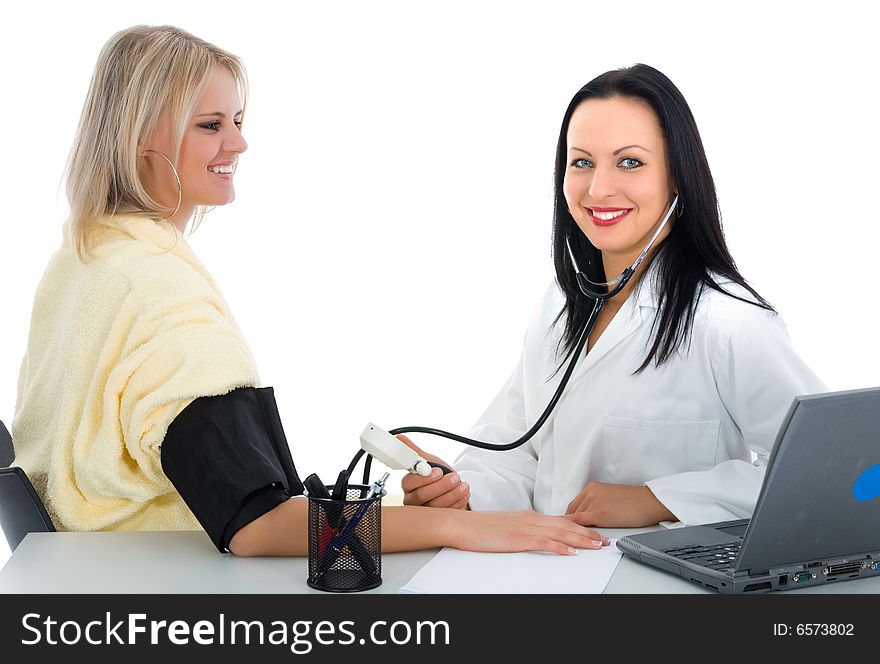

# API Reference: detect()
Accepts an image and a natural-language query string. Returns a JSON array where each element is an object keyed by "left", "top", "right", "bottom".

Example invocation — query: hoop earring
[{"left": 142, "top": 149, "right": 182, "bottom": 220}]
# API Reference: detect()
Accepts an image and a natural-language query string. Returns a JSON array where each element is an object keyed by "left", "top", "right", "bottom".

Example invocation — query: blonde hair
[{"left": 64, "top": 25, "right": 248, "bottom": 259}]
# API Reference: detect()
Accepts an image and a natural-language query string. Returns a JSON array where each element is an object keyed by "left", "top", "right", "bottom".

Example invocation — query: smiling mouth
[
  {"left": 587, "top": 208, "right": 631, "bottom": 227},
  {"left": 208, "top": 164, "right": 235, "bottom": 175}
]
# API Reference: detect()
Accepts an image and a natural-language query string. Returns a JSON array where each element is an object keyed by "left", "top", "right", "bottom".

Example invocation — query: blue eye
[
  {"left": 619, "top": 157, "right": 643, "bottom": 169},
  {"left": 569, "top": 158, "right": 593, "bottom": 169}
]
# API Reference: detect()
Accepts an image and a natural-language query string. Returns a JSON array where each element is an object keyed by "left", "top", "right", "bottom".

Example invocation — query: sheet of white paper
[{"left": 399, "top": 541, "right": 622, "bottom": 594}]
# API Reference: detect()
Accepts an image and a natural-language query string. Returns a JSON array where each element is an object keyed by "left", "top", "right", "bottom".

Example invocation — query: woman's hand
[
  {"left": 450, "top": 510, "right": 611, "bottom": 555},
  {"left": 398, "top": 435, "right": 470, "bottom": 509},
  {"left": 565, "top": 481, "right": 677, "bottom": 527}
]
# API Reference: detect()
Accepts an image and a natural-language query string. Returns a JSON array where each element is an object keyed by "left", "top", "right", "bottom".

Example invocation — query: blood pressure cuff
[{"left": 161, "top": 386, "right": 304, "bottom": 552}]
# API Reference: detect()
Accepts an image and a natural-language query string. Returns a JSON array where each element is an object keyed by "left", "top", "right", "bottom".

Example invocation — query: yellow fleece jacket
[{"left": 12, "top": 215, "right": 260, "bottom": 533}]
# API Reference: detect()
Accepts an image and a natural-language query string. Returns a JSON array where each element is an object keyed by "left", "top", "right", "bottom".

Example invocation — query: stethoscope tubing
[{"left": 387, "top": 296, "right": 605, "bottom": 450}]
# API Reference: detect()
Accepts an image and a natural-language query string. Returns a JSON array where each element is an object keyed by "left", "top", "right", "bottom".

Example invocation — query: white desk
[{"left": 2, "top": 530, "right": 879, "bottom": 594}]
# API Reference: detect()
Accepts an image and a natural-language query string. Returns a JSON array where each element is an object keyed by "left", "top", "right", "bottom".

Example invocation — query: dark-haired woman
[{"left": 401, "top": 64, "right": 825, "bottom": 527}]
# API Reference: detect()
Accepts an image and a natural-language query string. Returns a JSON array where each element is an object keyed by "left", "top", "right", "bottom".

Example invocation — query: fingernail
[
  {"left": 601, "top": 535, "right": 610, "bottom": 543},
  {"left": 431, "top": 468, "right": 442, "bottom": 478},
  {"left": 567, "top": 547, "right": 579, "bottom": 555},
  {"left": 459, "top": 482, "right": 469, "bottom": 493},
  {"left": 591, "top": 540, "right": 604, "bottom": 547}
]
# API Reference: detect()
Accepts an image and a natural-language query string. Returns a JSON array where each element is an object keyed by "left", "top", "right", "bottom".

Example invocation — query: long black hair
[{"left": 551, "top": 63, "right": 771, "bottom": 372}]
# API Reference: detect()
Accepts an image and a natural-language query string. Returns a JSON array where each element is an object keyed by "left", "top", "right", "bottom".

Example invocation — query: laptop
[{"left": 616, "top": 386, "right": 880, "bottom": 593}]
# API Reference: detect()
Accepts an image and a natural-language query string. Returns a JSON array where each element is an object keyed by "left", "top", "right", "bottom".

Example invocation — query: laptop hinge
[{"left": 732, "top": 569, "right": 758, "bottom": 579}]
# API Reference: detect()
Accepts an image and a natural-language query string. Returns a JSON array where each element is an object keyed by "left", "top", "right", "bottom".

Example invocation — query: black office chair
[
  {"left": 0, "top": 418, "right": 12, "bottom": 467},
  {"left": 0, "top": 420, "right": 56, "bottom": 551}
]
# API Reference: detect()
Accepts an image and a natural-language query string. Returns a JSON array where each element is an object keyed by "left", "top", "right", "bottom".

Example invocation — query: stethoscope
[{"left": 348, "top": 194, "right": 679, "bottom": 480}]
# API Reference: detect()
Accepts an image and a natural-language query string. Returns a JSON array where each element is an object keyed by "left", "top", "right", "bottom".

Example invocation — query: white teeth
[
  {"left": 592, "top": 209, "right": 627, "bottom": 221},
  {"left": 209, "top": 164, "right": 234, "bottom": 174}
]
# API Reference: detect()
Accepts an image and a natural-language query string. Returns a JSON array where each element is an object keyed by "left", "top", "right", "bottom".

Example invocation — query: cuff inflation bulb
[{"left": 359, "top": 423, "right": 433, "bottom": 476}]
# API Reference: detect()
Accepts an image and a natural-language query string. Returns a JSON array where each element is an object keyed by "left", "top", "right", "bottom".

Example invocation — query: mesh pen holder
[{"left": 307, "top": 485, "right": 384, "bottom": 592}]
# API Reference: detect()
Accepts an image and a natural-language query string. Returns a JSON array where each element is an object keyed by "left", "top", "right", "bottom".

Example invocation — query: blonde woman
[{"left": 12, "top": 25, "right": 608, "bottom": 557}]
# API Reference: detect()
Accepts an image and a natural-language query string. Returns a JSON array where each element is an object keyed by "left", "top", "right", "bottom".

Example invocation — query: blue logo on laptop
[{"left": 853, "top": 464, "right": 880, "bottom": 502}]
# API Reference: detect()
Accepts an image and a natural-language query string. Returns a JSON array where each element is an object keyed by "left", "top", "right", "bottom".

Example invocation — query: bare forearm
[
  {"left": 228, "top": 497, "right": 609, "bottom": 557},
  {"left": 228, "top": 497, "right": 309, "bottom": 557},
  {"left": 229, "top": 498, "right": 459, "bottom": 557},
  {"left": 380, "top": 505, "right": 458, "bottom": 552}
]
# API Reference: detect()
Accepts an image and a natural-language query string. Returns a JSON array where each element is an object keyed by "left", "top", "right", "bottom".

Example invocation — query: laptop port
[
  {"left": 792, "top": 571, "right": 815, "bottom": 583},
  {"left": 778, "top": 575, "right": 787, "bottom": 586},
  {"left": 743, "top": 581, "right": 772, "bottom": 592},
  {"left": 823, "top": 561, "right": 865, "bottom": 576}
]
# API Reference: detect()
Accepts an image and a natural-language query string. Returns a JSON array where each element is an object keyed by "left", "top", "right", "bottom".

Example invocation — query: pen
[
  {"left": 331, "top": 469, "right": 350, "bottom": 505},
  {"left": 305, "top": 473, "right": 344, "bottom": 529},
  {"left": 318, "top": 472, "right": 388, "bottom": 575},
  {"left": 304, "top": 473, "right": 345, "bottom": 554}
]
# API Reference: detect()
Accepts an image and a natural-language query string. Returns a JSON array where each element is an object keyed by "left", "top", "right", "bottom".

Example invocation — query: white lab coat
[{"left": 456, "top": 270, "right": 826, "bottom": 525}]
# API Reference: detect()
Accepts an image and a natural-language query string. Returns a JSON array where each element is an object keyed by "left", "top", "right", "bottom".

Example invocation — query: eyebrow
[
  {"left": 569, "top": 144, "right": 652, "bottom": 156},
  {"left": 196, "top": 110, "right": 244, "bottom": 118}
]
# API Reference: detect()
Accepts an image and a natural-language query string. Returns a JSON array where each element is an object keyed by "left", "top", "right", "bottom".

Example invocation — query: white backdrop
[{"left": 1, "top": 0, "right": 878, "bottom": 563}]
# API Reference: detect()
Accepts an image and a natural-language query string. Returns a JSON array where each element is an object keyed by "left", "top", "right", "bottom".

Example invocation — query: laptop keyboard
[{"left": 663, "top": 543, "right": 741, "bottom": 573}]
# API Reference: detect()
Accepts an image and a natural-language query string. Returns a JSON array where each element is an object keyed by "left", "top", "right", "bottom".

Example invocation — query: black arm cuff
[{"left": 161, "top": 386, "right": 304, "bottom": 552}]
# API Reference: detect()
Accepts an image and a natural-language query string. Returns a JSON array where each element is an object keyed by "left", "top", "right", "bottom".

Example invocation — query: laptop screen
[{"left": 736, "top": 388, "right": 880, "bottom": 572}]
